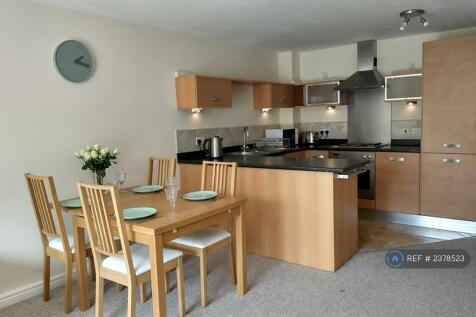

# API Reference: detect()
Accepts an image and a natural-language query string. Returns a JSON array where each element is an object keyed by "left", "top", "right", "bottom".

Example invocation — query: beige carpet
[{"left": 2, "top": 237, "right": 476, "bottom": 317}]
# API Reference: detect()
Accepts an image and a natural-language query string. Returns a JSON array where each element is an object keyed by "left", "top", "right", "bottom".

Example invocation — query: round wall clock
[{"left": 54, "top": 40, "right": 94, "bottom": 83}]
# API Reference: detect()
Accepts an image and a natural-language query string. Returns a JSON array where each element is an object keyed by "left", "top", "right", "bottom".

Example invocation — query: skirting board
[
  {"left": 360, "top": 209, "right": 476, "bottom": 235},
  {"left": 0, "top": 271, "right": 77, "bottom": 309}
]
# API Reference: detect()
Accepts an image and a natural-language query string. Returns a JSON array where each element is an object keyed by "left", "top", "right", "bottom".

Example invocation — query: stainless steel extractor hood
[{"left": 336, "top": 40, "right": 384, "bottom": 91}]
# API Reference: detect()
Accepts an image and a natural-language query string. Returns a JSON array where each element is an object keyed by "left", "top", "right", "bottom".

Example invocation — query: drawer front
[
  {"left": 196, "top": 77, "right": 232, "bottom": 108},
  {"left": 376, "top": 152, "right": 420, "bottom": 213},
  {"left": 421, "top": 153, "right": 476, "bottom": 221},
  {"left": 271, "top": 84, "right": 294, "bottom": 108}
]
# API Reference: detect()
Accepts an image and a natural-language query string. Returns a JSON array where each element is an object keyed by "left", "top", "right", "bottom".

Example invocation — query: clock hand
[{"left": 74, "top": 56, "right": 90, "bottom": 68}]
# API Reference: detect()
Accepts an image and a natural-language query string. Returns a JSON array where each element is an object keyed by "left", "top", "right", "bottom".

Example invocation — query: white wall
[
  {"left": 291, "top": 26, "right": 476, "bottom": 125},
  {"left": 0, "top": 0, "right": 279, "bottom": 296},
  {"left": 299, "top": 26, "right": 476, "bottom": 81}
]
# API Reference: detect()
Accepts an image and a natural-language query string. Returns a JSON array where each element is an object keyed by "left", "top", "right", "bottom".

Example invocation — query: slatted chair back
[
  {"left": 147, "top": 157, "right": 177, "bottom": 186},
  {"left": 77, "top": 183, "right": 135, "bottom": 276},
  {"left": 201, "top": 161, "right": 237, "bottom": 197},
  {"left": 25, "top": 173, "right": 70, "bottom": 252}
]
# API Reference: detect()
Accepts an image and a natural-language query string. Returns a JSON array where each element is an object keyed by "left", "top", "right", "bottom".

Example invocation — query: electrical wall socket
[
  {"left": 195, "top": 136, "right": 205, "bottom": 146},
  {"left": 411, "top": 128, "right": 421, "bottom": 135}
]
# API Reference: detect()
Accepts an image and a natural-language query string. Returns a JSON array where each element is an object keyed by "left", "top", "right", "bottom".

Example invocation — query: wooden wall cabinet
[
  {"left": 175, "top": 75, "right": 232, "bottom": 109},
  {"left": 294, "top": 85, "right": 305, "bottom": 107},
  {"left": 253, "top": 83, "right": 295, "bottom": 108},
  {"left": 421, "top": 153, "right": 476, "bottom": 221},
  {"left": 376, "top": 152, "right": 420, "bottom": 214},
  {"left": 422, "top": 35, "right": 476, "bottom": 154}
]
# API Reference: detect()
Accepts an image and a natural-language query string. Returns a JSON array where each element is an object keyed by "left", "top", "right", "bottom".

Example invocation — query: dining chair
[
  {"left": 167, "top": 161, "right": 237, "bottom": 307},
  {"left": 147, "top": 157, "right": 177, "bottom": 186},
  {"left": 25, "top": 173, "right": 95, "bottom": 314},
  {"left": 77, "top": 182, "right": 186, "bottom": 317}
]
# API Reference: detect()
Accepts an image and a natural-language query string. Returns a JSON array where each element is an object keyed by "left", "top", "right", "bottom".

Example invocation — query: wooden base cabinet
[
  {"left": 179, "top": 163, "right": 358, "bottom": 272},
  {"left": 376, "top": 152, "right": 420, "bottom": 214},
  {"left": 421, "top": 153, "right": 476, "bottom": 221}
]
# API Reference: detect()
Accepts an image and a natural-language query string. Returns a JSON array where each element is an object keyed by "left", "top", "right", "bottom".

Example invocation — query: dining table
[{"left": 62, "top": 188, "right": 247, "bottom": 317}]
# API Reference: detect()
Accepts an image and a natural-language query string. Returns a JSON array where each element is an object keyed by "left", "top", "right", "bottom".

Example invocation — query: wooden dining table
[{"left": 63, "top": 189, "right": 247, "bottom": 317}]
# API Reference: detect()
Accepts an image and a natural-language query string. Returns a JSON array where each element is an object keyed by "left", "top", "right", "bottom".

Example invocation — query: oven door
[{"left": 357, "top": 161, "right": 375, "bottom": 199}]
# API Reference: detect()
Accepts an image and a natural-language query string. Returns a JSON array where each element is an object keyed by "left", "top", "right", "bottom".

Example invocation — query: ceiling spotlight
[
  {"left": 420, "top": 16, "right": 429, "bottom": 27},
  {"left": 400, "top": 17, "right": 409, "bottom": 31},
  {"left": 399, "top": 9, "right": 428, "bottom": 31}
]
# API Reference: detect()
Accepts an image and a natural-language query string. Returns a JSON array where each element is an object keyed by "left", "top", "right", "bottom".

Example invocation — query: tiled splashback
[
  {"left": 294, "top": 122, "right": 347, "bottom": 139},
  {"left": 176, "top": 124, "right": 280, "bottom": 153},
  {"left": 176, "top": 122, "right": 348, "bottom": 153},
  {"left": 176, "top": 110, "right": 420, "bottom": 153},
  {"left": 391, "top": 120, "right": 421, "bottom": 139}
]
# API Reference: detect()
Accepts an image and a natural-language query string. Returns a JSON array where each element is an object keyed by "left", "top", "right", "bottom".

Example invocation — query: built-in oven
[{"left": 329, "top": 151, "right": 375, "bottom": 200}]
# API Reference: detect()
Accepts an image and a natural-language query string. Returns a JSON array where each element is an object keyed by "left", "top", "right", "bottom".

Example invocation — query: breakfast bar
[{"left": 179, "top": 154, "right": 367, "bottom": 271}]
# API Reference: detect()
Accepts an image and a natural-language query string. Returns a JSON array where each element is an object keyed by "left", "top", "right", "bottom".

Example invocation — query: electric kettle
[{"left": 204, "top": 136, "right": 224, "bottom": 158}]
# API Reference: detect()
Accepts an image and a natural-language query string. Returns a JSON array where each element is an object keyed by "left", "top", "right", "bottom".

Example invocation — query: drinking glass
[
  {"left": 115, "top": 172, "right": 127, "bottom": 189},
  {"left": 165, "top": 176, "right": 178, "bottom": 188},
  {"left": 165, "top": 186, "right": 179, "bottom": 209},
  {"left": 165, "top": 177, "right": 179, "bottom": 209}
]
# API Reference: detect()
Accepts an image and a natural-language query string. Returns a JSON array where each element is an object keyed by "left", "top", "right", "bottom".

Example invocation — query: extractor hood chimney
[{"left": 336, "top": 40, "right": 384, "bottom": 91}]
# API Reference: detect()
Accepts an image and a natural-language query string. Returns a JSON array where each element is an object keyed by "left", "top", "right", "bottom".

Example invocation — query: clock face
[{"left": 54, "top": 40, "right": 94, "bottom": 83}]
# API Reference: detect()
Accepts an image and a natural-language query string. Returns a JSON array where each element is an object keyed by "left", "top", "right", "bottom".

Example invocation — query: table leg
[
  {"left": 235, "top": 204, "right": 247, "bottom": 295},
  {"left": 150, "top": 234, "right": 167, "bottom": 317},
  {"left": 73, "top": 215, "right": 90, "bottom": 310}
]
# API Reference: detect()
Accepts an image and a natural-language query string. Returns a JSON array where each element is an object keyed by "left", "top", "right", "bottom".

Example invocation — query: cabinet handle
[
  {"left": 210, "top": 96, "right": 221, "bottom": 102},
  {"left": 443, "top": 143, "right": 461, "bottom": 149},
  {"left": 389, "top": 157, "right": 405, "bottom": 162},
  {"left": 442, "top": 158, "right": 460, "bottom": 164}
]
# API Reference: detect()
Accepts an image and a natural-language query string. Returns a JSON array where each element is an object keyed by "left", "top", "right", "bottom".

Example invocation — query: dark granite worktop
[
  {"left": 177, "top": 149, "right": 367, "bottom": 174},
  {"left": 296, "top": 139, "right": 421, "bottom": 153},
  {"left": 177, "top": 139, "right": 419, "bottom": 173}
]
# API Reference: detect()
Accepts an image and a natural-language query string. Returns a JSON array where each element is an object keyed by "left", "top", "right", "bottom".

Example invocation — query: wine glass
[{"left": 115, "top": 172, "right": 127, "bottom": 190}]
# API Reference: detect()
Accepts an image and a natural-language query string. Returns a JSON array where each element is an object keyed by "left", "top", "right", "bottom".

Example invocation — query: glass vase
[{"left": 92, "top": 170, "right": 106, "bottom": 185}]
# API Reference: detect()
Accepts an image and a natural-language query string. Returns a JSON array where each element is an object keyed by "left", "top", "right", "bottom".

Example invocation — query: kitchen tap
[{"left": 241, "top": 126, "right": 250, "bottom": 152}]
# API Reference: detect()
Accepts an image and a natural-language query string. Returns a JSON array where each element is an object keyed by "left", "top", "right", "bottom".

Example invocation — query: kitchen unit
[
  {"left": 305, "top": 81, "right": 348, "bottom": 105},
  {"left": 384, "top": 73, "right": 422, "bottom": 101},
  {"left": 376, "top": 152, "right": 420, "bottom": 213},
  {"left": 421, "top": 35, "right": 476, "bottom": 221},
  {"left": 175, "top": 74, "right": 232, "bottom": 109},
  {"left": 178, "top": 154, "right": 367, "bottom": 272},
  {"left": 253, "top": 83, "right": 295, "bottom": 108}
]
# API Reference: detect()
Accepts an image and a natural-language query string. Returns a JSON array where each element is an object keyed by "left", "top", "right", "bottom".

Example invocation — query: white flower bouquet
[{"left": 74, "top": 144, "right": 118, "bottom": 184}]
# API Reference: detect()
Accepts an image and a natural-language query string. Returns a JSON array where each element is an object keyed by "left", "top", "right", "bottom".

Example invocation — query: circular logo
[{"left": 386, "top": 249, "right": 405, "bottom": 268}]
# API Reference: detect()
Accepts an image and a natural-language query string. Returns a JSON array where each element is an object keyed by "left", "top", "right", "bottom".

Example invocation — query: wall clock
[{"left": 54, "top": 40, "right": 94, "bottom": 83}]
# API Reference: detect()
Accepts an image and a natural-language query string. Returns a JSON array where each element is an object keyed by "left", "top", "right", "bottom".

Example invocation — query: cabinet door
[
  {"left": 376, "top": 152, "right": 420, "bottom": 214},
  {"left": 306, "top": 82, "right": 340, "bottom": 105},
  {"left": 422, "top": 36, "right": 476, "bottom": 154},
  {"left": 271, "top": 84, "right": 294, "bottom": 108},
  {"left": 421, "top": 153, "right": 476, "bottom": 221},
  {"left": 305, "top": 150, "right": 328, "bottom": 159},
  {"left": 196, "top": 77, "right": 232, "bottom": 108},
  {"left": 294, "top": 85, "right": 305, "bottom": 107}
]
